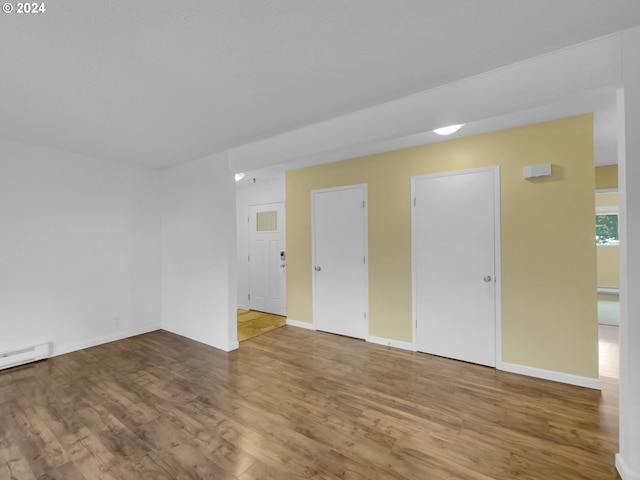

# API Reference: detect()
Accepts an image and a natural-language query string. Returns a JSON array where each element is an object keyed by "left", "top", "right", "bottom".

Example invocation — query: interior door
[
  {"left": 413, "top": 167, "right": 500, "bottom": 367},
  {"left": 248, "top": 202, "right": 286, "bottom": 315},
  {"left": 312, "top": 185, "right": 368, "bottom": 339}
]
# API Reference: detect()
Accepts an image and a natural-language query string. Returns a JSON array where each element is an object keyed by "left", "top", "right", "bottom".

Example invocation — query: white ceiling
[
  {"left": 239, "top": 86, "right": 620, "bottom": 184},
  {"left": 2, "top": 1, "right": 640, "bottom": 169}
]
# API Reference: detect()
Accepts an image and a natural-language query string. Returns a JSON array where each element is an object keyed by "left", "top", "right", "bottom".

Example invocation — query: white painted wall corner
[
  {"left": 617, "top": 453, "right": 640, "bottom": 480},
  {"left": 52, "top": 324, "right": 161, "bottom": 358}
]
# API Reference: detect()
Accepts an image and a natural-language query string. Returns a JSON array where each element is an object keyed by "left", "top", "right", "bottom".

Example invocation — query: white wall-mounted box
[{"left": 524, "top": 163, "right": 552, "bottom": 179}]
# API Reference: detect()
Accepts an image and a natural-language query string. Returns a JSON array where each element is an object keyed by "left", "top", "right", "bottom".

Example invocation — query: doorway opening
[
  {"left": 595, "top": 186, "right": 620, "bottom": 381},
  {"left": 235, "top": 175, "right": 287, "bottom": 343}
]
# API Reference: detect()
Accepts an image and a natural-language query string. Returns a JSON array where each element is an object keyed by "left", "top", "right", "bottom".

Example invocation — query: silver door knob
[
  {"left": 483, "top": 275, "right": 492, "bottom": 282},
  {"left": 314, "top": 266, "right": 321, "bottom": 271}
]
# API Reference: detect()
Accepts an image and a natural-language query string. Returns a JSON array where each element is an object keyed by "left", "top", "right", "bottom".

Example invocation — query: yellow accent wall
[
  {"left": 596, "top": 192, "right": 619, "bottom": 207},
  {"left": 596, "top": 192, "right": 620, "bottom": 288},
  {"left": 595, "top": 165, "right": 618, "bottom": 190},
  {"left": 286, "top": 115, "right": 598, "bottom": 379},
  {"left": 597, "top": 247, "right": 620, "bottom": 288}
]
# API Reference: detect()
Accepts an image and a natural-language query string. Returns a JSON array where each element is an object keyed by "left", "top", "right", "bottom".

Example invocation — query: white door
[
  {"left": 312, "top": 185, "right": 368, "bottom": 339},
  {"left": 412, "top": 167, "right": 500, "bottom": 367},
  {"left": 248, "top": 202, "right": 286, "bottom": 315}
]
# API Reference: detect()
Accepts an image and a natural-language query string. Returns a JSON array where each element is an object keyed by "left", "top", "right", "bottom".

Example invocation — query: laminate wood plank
[
  {"left": 213, "top": 401, "right": 334, "bottom": 476},
  {"left": 82, "top": 380, "right": 157, "bottom": 431},
  {"left": 10, "top": 404, "right": 70, "bottom": 477},
  {"left": 145, "top": 410, "right": 259, "bottom": 478},
  {"left": 124, "top": 454, "right": 173, "bottom": 480},
  {"left": 0, "top": 409, "right": 38, "bottom": 480},
  {"left": 65, "top": 426, "right": 137, "bottom": 480},
  {"left": 37, "top": 460, "right": 88, "bottom": 480},
  {"left": 244, "top": 382, "right": 400, "bottom": 458},
  {"left": 135, "top": 418, "right": 238, "bottom": 480},
  {"left": 75, "top": 404, "right": 151, "bottom": 464},
  {"left": 390, "top": 444, "right": 498, "bottom": 480},
  {"left": 314, "top": 449, "right": 404, "bottom": 480},
  {"left": 0, "top": 326, "right": 621, "bottom": 479},
  {"left": 237, "top": 458, "right": 336, "bottom": 480},
  {"left": 599, "top": 325, "right": 620, "bottom": 379},
  {"left": 144, "top": 449, "right": 231, "bottom": 480}
]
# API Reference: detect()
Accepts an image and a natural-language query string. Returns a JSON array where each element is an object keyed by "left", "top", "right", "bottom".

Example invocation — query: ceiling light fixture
[
  {"left": 235, "top": 172, "right": 245, "bottom": 182},
  {"left": 432, "top": 124, "right": 465, "bottom": 136}
]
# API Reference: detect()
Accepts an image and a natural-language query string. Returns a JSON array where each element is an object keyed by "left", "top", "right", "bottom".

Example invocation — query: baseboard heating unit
[{"left": 0, "top": 343, "right": 51, "bottom": 371}]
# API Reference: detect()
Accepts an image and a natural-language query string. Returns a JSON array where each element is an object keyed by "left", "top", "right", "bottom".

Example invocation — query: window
[
  {"left": 256, "top": 211, "right": 277, "bottom": 232},
  {"left": 596, "top": 213, "right": 619, "bottom": 245}
]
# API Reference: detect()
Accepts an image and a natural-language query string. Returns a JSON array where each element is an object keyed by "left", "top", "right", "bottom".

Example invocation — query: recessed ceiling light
[
  {"left": 433, "top": 124, "right": 465, "bottom": 136},
  {"left": 235, "top": 172, "right": 245, "bottom": 182}
]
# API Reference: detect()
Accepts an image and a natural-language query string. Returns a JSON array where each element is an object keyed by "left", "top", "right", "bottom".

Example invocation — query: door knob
[
  {"left": 483, "top": 275, "right": 492, "bottom": 282},
  {"left": 280, "top": 264, "right": 286, "bottom": 268},
  {"left": 314, "top": 266, "right": 321, "bottom": 271}
]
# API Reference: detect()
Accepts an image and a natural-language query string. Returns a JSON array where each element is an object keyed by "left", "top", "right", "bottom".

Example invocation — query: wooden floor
[
  {"left": 237, "top": 309, "right": 286, "bottom": 342},
  {"left": 599, "top": 325, "right": 619, "bottom": 380},
  {"left": 1, "top": 327, "right": 620, "bottom": 479}
]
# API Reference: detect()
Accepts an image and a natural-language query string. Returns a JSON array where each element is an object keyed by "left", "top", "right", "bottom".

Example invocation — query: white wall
[
  {"left": 0, "top": 139, "right": 161, "bottom": 356},
  {"left": 0, "top": 141, "right": 239, "bottom": 358},
  {"left": 161, "top": 153, "right": 238, "bottom": 351},
  {"left": 617, "top": 26, "right": 640, "bottom": 480},
  {"left": 235, "top": 177, "right": 285, "bottom": 309}
]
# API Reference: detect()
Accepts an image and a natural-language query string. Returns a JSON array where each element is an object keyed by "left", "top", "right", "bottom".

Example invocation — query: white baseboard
[
  {"left": 367, "top": 335, "right": 416, "bottom": 351},
  {"left": 285, "top": 318, "right": 316, "bottom": 330},
  {"left": 598, "top": 287, "right": 619, "bottom": 294},
  {"left": 617, "top": 453, "right": 640, "bottom": 480},
  {"left": 52, "top": 324, "right": 161, "bottom": 357},
  {"left": 500, "top": 362, "right": 601, "bottom": 390},
  {"left": 225, "top": 341, "right": 240, "bottom": 352},
  {"left": 237, "top": 304, "right": 249, "bottom": 311}
]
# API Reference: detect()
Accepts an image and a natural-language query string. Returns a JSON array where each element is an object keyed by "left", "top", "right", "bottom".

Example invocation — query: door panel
[
  {"left": 313, "top": 185, "right": 367, "bottom": 339},
  {"left": 413, "top": 168, "right": 498, "bottom": 367},
  {"left": 249, "top": 203, "right": 286, "bottom": 315}
]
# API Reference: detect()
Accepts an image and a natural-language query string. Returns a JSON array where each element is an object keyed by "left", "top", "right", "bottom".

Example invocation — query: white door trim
[
  {"left": 410, "top": 166, "right": 502, "bottom": 368},
  {"left": 311, "top": 183, "right": 369, "bottom": 336}
]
